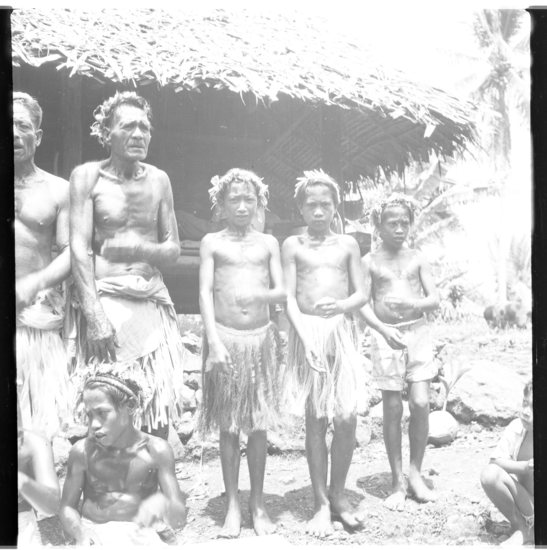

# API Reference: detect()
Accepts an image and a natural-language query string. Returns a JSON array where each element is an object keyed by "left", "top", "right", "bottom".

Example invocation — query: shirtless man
[
  {"left": 70, "top": 91, "right": 186, "bottom": 438},
  {"left": 14, "top": 91, "right": 71, "bottom": 438},
  {"left": 282, "top": 170, "right": 367, "bottom": 537},
  {"left": 199, "top": 169, "right": 285, "bottom": 537},
  {"left": 361, "top": 194, "right": 440, "bottom": 510},
  {"left": 59, "top": 369, "right": 186, "bottom": 545}
]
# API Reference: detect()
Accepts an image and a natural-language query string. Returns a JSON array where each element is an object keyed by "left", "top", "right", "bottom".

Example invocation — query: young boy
[
  {"left": 481, "top": 380, "right": 533, "bottom": 545},
  {"left": 282, "top": 170, "right": 367, "bottom": 537},
  {"left": 59, "top": 368, "right": 187, "bottom": 545},
  {"left": 199, "top": 168, "right": 285, "bottom": 538},
  {"left": 18, "top": 399, "right": 60, "bottom": 545},
  {"left": 360, "top": 194, "right": 439, "bottom": 510}
]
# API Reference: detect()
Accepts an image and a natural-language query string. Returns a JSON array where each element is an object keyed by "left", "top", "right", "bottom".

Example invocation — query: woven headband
[{"left": 85, "top": 375, "right": 138, "bottom": 401}]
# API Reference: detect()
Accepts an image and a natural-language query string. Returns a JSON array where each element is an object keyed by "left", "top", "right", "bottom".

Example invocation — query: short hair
[
  {"left": 370, "top": 193, "right": 418, "bottom": 228},
  {"left": 90, "top": 91, "right": 152, "bottom": 147},
  {"left": 13, "top": 91, "right": 43, "bottom": 129},
  {"left": 83, "top": 370, "right": 143, "bottom": 415},
  {"left": 523, "top": 379, "right": 533, "bottom": 398},
  {"left": 294, "top": 169, "right": 341, "bottom": 208},
  {"left": 209, "top": 168, "right": 269, "bottom": 210}
]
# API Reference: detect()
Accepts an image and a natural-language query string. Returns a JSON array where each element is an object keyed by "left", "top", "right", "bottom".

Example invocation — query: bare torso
[
  {"left": 80, "top": 435, "right": 159, "bottom": 523},
  {"left": 15, "top": 168, "right": 67, "bottom": 280},
  {"left": 292, "top": 234, "right": 351, "bottom": 315},
  {"left": 92, "top": 166, "right": 165, "bottom": 279},
  {"left": 210, "top": 230, "right": 273, "bottom": 330},
  {"left": 369, "top": 247, "right": 425, "bottom": 324},
  {"left": 517, "top": 430, "right": 534, "bottom": 495}
]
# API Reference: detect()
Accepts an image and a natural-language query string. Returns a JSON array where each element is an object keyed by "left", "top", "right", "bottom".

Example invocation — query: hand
[
  {"left": 205, "top": 341, "right": 233, "bottom": 374},
  {"left": 86, "top": 311, "right": 119, "bottom": 363},
  {"left": 380, "top": 326, "right": 406, "bottom": 350},
  {"left": 134, "top": 493, "right": 169, "bottom": 528},
  {"left": 100, "top": 234, "right": 144, "bottom": 262},
  {"left": 314, "top": 297, "right": 343, "bottom": 318},
  {"left": 305, "top": 346, "right": 326, "bottom": 374},
  {"left": 16, "top": 274, "right": 40, "bottom": 313}
]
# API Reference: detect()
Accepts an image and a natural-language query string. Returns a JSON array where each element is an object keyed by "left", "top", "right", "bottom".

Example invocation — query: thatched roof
[{"left": 12, "top": 8, "right": 475, "bottom": 180}]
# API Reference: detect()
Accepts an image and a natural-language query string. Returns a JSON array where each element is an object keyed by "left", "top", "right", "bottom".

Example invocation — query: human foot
[
  {"left": 328, "top": 494, "right": 364, "bottom": 531},
  {"left": 408, "top": 472, "right": 437, "bottom": 503},
  {"left": 306, "top": 505, "right": 334, "bottom": 538},
  {"left": 250, "top": 505, "right": 277, "bottom": 536},
  {"left": 218, "top": 502, "right": 241, "bottom": 539},
  {"left": 383, "top": 487, "right": 407, "bottom": 511}
]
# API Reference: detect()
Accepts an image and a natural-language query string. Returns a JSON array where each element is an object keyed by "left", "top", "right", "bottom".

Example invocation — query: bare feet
[
  {"left": 408, "top": 472, "right": 437, "bottom": 503},
  {"left": 250, "top": 505, "right": 277, "bottom": 536},
  {"left": 384, "top": 487, "right": 407, "bottom": 511},
  {"left": 306, "top": 504, "right": 334, "bottom": 538},
  {"left": 218, "top": 501, "right": 241, "bottom": 539},
  {"left": 329, "top": 494, "right": 364, "bottom": 531}
]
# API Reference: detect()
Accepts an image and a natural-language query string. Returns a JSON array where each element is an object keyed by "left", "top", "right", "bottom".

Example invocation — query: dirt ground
[{"left": 37, "top": 319, "right": 532, "bottom": 546}]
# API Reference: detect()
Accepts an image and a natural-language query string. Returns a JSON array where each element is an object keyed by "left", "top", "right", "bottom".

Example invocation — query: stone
[
  {"left": 183, "top": 352, "right": 202, "bottom": 373},
  {"left": 447, "top": 360, "right": 523, "bottom": 426},
  {"left": 181, "top": 385, "right": 197, "bottom": 411},
  {"left": 184, "top": 372, "right": 201, "bottom": 391},
  {"left": 445, "top": 513, "right": 479, "bottom": 539},
  {"left": 355, "top": 415, "right": 372, "bottom": 448},
  {"left": 176, "top": 417, "right": 196, "bottom": 445},
  {"left": 428, "top": 410, "right": 459, "bottom": 446}
]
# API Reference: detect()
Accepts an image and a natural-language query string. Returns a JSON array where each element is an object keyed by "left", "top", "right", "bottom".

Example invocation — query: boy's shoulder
[
  {"left": 141, "top": 433, "right": 174, "bottom": 463},
  {"left": 68, "top": 437, "right": 89, "bottom": 462}
]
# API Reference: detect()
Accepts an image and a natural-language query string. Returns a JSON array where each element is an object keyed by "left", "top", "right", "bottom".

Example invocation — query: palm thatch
[{"left": 12, "top": 8, "right": 475, "bottom": 191}]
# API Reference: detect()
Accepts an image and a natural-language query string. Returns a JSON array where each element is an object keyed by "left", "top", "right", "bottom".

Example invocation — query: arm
[
  {"left": 135, "top": 440, "right": 186, "bottom": 529},
  {"left": 281, "top": 238, "right": 324, "bottom": 373},
  {"left": 18, "top": 432, "right": 60, "bottom": 515},
  {"left": 101, "top": 170, "right": 180, "bottom": 267},
  {"left": 264, "top": 235, "right": 286, "bottom": 305},
  {"left": 59, "top": 443, "right": 91, "bottom": 545},
  {"left": 70, "top": 162, "right": 117, "bottom": 363},
  {"left": 198, "top": 234, "right": 232, "bottom": 373},
  {"left": 490, "top": 457, "right": 533, "bottom": 476},
  {"left": 16, "top": 179, "right": 71, "bottom": 312},
  {"left": 336, "top": 237, "right": 367, "bottom": 313},
  {"left": 359, "top": 255, "right": 406, "bottom": 350},
  {"left": 414, "top": 253, "right": 440, "bottom": 313}
]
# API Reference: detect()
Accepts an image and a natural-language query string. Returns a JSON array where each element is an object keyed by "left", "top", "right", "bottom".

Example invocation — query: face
[
  {"left": 106, "top": 104, "right": 151, "bottom": 162},
  {"left": 83, "top": 388, "right": 132, "bottom": 446},
  {"left": 520, "top": 391, "right": 533, "bottom": 430},
  {"left": 299, "top": 184, "right": 337, "bottom": 232},
  {"left": 222, "top": 181, "right": 258, "bottom": 228},
  {"left": 379, "top": 205, "right": 412, "bottom": 249},
  {"left": 13, "top": 103, "right": 42, "bottom": 165}
]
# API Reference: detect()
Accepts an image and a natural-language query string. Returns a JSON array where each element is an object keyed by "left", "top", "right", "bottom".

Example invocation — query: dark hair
[
  {"left": 294, "top": 169, "right": 340, "bottom": 208},
  {"left": 13, "top": 91, "right": 43, "bottom": 129},
  {"left": 84, "top": 373, "right": 142, "bottom": 414}
]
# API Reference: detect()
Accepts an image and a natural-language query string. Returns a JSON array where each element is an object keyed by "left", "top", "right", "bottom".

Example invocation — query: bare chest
[
  {"left": 371, "top": 255, "right": 420, "bottom": 286},
  {"left": 296, "top": 245, "right": 348, "bottom": 274},
  {"left": 15, "top": 185, "right": 57, "bottom": 234},
  {"left": 214, "top": 239, "right": 270, "bottom": 270},
  {"left": 93, "top": 178, "right": 160, "bottom": 233}
]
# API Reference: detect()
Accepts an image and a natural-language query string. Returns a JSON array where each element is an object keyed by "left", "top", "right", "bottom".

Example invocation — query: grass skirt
[
  {"left": 199, "top": 321, "right": 282, "bottom": 434},
  {"left": 286, "top": 313, "right": 361, "bottom": 419}
]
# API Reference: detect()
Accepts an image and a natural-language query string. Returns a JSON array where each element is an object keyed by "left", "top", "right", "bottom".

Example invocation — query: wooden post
[{"left": 59, "top": 72, "right": 82, "bottom": 178}]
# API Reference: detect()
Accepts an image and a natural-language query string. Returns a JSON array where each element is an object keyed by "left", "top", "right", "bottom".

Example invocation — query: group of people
[{"left": 15, "top": 89, "right": 534, "bottom": 546}]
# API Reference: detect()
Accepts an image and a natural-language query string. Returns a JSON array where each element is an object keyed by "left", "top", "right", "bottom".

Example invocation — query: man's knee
[
  {"left": 481, "top": 463, "right": 503, "bottom": 489},
  {"left": 383, "top": 396, "right": 403, "bottom": 419},
  {"left": 409, "top": 393, "right": 429, "bottom": 414},
  {"left": 333, "top": 412, "right": 356, "bottom": 433}
]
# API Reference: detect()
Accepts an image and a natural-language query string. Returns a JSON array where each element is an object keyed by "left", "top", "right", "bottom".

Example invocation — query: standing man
[
  {"left": 70, "top": 91, "right": 186, "bottom": 438},
  {"left": 14, "top": 91, "right": 71, "bottom": 439}
]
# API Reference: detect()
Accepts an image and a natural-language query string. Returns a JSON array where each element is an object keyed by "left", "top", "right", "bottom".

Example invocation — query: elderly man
[
  {"left": 14, "top": 91, "right": 71, "bottom": 438},
  {"left": 70, "top": 91, "right": 186, "bottom": 438}
]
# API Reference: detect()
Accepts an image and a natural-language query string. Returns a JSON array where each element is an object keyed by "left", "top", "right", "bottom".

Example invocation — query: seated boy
[
  {"left": 199, "top": 169, "right": 285, "bottom": 538},
  {"left": 18, "top": 399, "right": 61, "bottom": 545},
  {"left": 59, "top": 368, "right": 186, "bottom": 545},
  {"left": 360, "top": 194, "right": 440, "bottom": 510},
  {"left": 481, "top": 380, "right": 533, "bottom": 546}
]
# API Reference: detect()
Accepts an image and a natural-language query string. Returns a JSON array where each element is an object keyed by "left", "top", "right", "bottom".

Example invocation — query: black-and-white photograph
[{"left": 11, "top": 5, "right": 533, "bottom": 547}]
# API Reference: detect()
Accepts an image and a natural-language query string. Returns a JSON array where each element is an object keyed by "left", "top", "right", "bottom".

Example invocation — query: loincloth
[
  {"left": 80, "top": 517, "right": 167, "bottom": 546},
  {"left": 74, "top": 273, "right": 188, "bottom": 430},
  {"left": 370, "top": 316, "right": 437, "bottom": 391},
  {"left": 286, "top": 313, "right": 363, "bottom": 419},
  {"left": 17, "top": 288, "right": 70, "bottom": 439},
  {"left": 199, "top": 321, "right": 282, "bottom": 434}
]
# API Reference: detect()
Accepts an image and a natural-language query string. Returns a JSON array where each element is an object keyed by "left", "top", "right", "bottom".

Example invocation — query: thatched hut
[{"left": 12, "top": 8, "right": 475, "bottom": 312}]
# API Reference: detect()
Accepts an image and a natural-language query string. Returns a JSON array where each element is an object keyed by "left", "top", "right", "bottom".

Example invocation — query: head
[
  {"left": 371, "top": 193, "right": 417, "bottom": 249},
  {"left": 294, "top": 170, "right": 340, "bottom": 232},
  {"left": 91, "top": 91, "right": 153, "bottom": 162},
  {"left": 13, "top": 92, "right": 43, "bottom": 166},
  {"left": 82, "top": 373, "right": 142, "bottom": 446},
  {"left": 520, "top": 379, "right": 533, "bottom": 430},
  {"left": 209, "top": 168, "right": 268, "bottom": 229}
]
